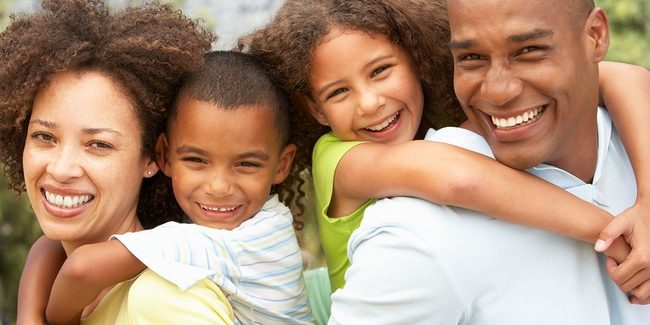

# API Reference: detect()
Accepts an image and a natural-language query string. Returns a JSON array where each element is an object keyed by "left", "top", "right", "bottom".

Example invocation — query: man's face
[{"left": 448, "top": 0, "right": 604, "bottom": 177}]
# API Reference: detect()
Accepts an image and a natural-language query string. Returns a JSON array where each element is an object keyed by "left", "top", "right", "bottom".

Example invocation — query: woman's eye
[
  {"left": 182, "top": 157, "right": 205, "bottom": 164},
  {"left": 31, "top": 132, "right": 55, "bottom": 143},
  {"left": 89, "top": 141, "right": 114, "bottom": 150}
]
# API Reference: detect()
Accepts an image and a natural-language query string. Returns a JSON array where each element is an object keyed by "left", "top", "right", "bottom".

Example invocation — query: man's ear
[
  {"left": 296, "top": 93, "right": 329, "bottom": 126},
  {"left": 155, "top": 134, "right": 172, "bottom": 177},
  {"left": 273, "top": 144, "right": 297, "bottom": 185},
  {"left": 584, "top": 7, "right": 610, "bottom": 62}
]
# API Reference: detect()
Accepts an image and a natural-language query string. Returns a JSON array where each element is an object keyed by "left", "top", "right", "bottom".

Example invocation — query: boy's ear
[
  {"left": 296, "top": 93, "right": 329, "bottom": 126},
  {"left": 273, "top": 144, "right": 297, "bottom": 185},
  {"left": 155, "top": 134, "right": 172, "bottom": 177}
]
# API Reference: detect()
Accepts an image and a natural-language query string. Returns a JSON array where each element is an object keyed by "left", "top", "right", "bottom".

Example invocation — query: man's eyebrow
[
  {"left": 508, "top": 29, "right": 554, "bottom": 43},
  {"left": 449, "top": 29, "right": 554, "bottom": 50}
]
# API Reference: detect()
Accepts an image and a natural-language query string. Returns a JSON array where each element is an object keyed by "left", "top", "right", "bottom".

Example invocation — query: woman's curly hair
[
  {"left": 0, "top": 0, "right": 214, "bottom": 228},
  {"left": 238, "top": 0, "right": 466, "bottom": 194}
]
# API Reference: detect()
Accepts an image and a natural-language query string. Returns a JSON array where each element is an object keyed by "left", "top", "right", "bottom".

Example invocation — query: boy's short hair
[{"left": 170, "top": 51, "right": 292, "bottom": 147}]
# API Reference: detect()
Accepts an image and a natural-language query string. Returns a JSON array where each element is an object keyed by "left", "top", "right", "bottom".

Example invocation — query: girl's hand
[{"left": 595, "top": 202, "right": 650, "bottom": 304}]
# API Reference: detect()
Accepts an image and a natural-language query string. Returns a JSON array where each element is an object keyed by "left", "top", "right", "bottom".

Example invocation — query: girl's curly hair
[
  {"left": 0, "top": 0, "right": 214, "bottom": 228},
  {"left": 238, "top": 0, "right": 465, "bottom": 194}
]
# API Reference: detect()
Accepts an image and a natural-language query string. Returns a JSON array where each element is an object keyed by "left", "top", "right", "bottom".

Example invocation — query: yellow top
[{"left": 82, "top": 268, "right": 234, "bottom": 324}]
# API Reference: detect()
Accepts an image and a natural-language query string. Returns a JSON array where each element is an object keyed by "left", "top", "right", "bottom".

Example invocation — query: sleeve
[
  {"left": 328, "top": 199, "right": 466, "bottom": 325},
  {"left": 312, "top": 132, "right": 365, "bottom": 218},
  {"left": 113, "top": 222, "right": 240, "bottom": 291},
  {"left": 126, "top": 269, "right": 235, "bottom": 325}
]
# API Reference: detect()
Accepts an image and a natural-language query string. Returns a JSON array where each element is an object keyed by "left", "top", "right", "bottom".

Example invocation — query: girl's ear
[
  {"left": 296, "top": 93, "right": 329, "bottom": 126},
  {"left": 155, "top": 134, "right": 172, "bottom": 177},
  {"left": 273, "top": 144, "right": 297, "bottom": 184}
]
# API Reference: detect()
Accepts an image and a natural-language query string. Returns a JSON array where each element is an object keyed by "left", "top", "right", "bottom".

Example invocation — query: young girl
[{"left": 239, "top": 0, "right": 650, "bottom": 296}]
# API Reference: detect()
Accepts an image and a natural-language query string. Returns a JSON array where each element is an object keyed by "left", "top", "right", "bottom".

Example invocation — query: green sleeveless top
[{"left": 312, "top": 133, "right": 376, "bottom": 291}]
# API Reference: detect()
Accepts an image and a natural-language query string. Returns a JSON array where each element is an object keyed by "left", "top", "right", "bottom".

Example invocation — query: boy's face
[{"left": 158, "top": 99, "right": 295, "bottom": 230}]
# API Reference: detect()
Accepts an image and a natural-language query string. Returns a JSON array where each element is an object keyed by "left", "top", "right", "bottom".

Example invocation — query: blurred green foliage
[{"left": 0, "top": 0, "right": 647, "bottom": 324}]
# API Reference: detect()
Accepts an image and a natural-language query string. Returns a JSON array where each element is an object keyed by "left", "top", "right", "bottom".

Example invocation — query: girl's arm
[
  {"left": 16, "top": 236, "right": 66, "bottom": 325},
  {"left": 45, "top": 240, "right": 145, "bottom": 325},
  {"left": 595, "top": 61, "right": 650, "bottom": 304},
  {"left": 337, "top": 140, "right": 623, "bottom": 250}
]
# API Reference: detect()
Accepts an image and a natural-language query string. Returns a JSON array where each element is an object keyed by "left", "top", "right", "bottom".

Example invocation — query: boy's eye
[
  {"left": 182, "top": 156, "right": 206, "bottom": 164},
  {"left": 238, "top": 161, "right": 261, "bottom": 168}
]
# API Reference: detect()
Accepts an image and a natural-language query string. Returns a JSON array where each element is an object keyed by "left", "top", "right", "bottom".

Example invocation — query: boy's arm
[
  {"left": 45, "top": 240, "right": 146, "bottom": 325},
  {"left": 16, "top": 236, "right": 66, "bottom": 325},
  {"left": 595, "top": 61, "right": 650, "bottom": 304}
]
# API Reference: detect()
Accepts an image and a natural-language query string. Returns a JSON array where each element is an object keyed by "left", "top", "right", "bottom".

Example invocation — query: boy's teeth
[
  {"left": 491, "top": 107, "right": 542, "bottom": 128},
  {"left": 201, "top": 204, "right": 236, "bottom": 212},
  {"left": 44, "top": 190, "right": 91, "bottom": 209},
  {"left": 366, "top": 112, "right": 399, "bottom": 132}
]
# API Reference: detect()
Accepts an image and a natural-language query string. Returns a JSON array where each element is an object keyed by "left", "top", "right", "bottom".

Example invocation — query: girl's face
[
  {"left": 23, "top": 71, "right": 157, "bottom": 253},
  {"left": 305, "top": 28, "right": 424, "bottom": 145}
]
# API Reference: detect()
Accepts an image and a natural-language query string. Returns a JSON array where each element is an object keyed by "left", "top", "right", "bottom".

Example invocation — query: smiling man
[{"left": 328, "top": 0, "right": 650, "bottom": 324}]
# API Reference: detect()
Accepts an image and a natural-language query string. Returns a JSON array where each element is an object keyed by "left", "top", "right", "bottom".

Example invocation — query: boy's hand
[{"left": 595, "top": 203, "right": 650, "bottom": 304}]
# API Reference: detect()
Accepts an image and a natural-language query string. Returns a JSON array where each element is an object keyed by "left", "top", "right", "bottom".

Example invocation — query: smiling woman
[{"left": 0, "top": 0, "right": 215, "bottom": 323}]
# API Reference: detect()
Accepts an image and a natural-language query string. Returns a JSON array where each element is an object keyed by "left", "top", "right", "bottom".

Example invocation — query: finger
[
  {"left": 596, "top": 216, "right": 632, "bottom": 252},
  {"left": 612, "top": 249, "right": 650, "bottom": 289},
  {"left": 617, "top": 267, "right": 650, "bottom": 293},
  {"left": 629, "top": 280, "right": 650, "bottom": 305}
]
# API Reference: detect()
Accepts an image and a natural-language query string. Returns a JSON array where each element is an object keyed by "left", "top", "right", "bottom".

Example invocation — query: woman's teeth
[
  {"left": 366, "top": 112, "right": 399, "bottom": 132},
  {"left": 44, "top": 191, "right": 92, "bottom": 208},
  {"left": 491, "top": 107, "right": 543, "bottom": 129}
]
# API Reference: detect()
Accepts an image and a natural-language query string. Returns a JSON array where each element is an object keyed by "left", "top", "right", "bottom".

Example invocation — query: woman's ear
[
  {"left": 155, "top": 134, "right": 172, "bottom": 177},
  {"left": 143, "top": 158, "right": 160, "bottom": 178},
  {"left": 296, "top": 93, "right": 329, "bottom": 126}
]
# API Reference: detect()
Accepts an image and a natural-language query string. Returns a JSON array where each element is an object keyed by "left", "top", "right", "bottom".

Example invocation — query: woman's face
[{"left": 23, "top": 71, "right": 157, "bottom": 252}]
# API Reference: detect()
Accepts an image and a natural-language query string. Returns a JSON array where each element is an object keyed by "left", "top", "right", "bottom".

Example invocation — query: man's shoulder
[{"left": 425, "top": 127, "right": 494, "bottom": 158}]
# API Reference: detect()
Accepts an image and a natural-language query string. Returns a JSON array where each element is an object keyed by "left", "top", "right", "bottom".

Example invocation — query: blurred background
[{"left": 0, "top": 0, "right": 648, "bottom": 324}]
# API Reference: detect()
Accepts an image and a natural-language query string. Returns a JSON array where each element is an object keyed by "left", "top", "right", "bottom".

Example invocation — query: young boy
[{"left": 45, "top": 51, "right": 313, "bottom": 325}]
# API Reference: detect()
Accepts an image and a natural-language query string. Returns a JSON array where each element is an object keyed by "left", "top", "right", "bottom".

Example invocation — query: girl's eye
[
  {"left": 370, "top": 64, "right": 391, "bottom": 78},
  {"left": 326, "top": 87, "right": 348, "bottom": 100}
]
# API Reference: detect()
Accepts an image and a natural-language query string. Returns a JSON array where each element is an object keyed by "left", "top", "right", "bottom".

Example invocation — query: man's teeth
[
  {"left": 366, "top": 112, "right": 399, "bottom": 132},
  {"left": 45, "top": 191, "right": 91, "bottom": 208},
  {"left": 201, "top": 204, "right": 236, "bottom": 212},
  {"left": 491, "top": 107, "right": 542, "bottom": 129}
]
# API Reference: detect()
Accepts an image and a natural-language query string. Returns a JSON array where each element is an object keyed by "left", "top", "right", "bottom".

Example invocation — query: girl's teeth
[{"left": 366, "top": 112, "right": 399, "bottom": 132}]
